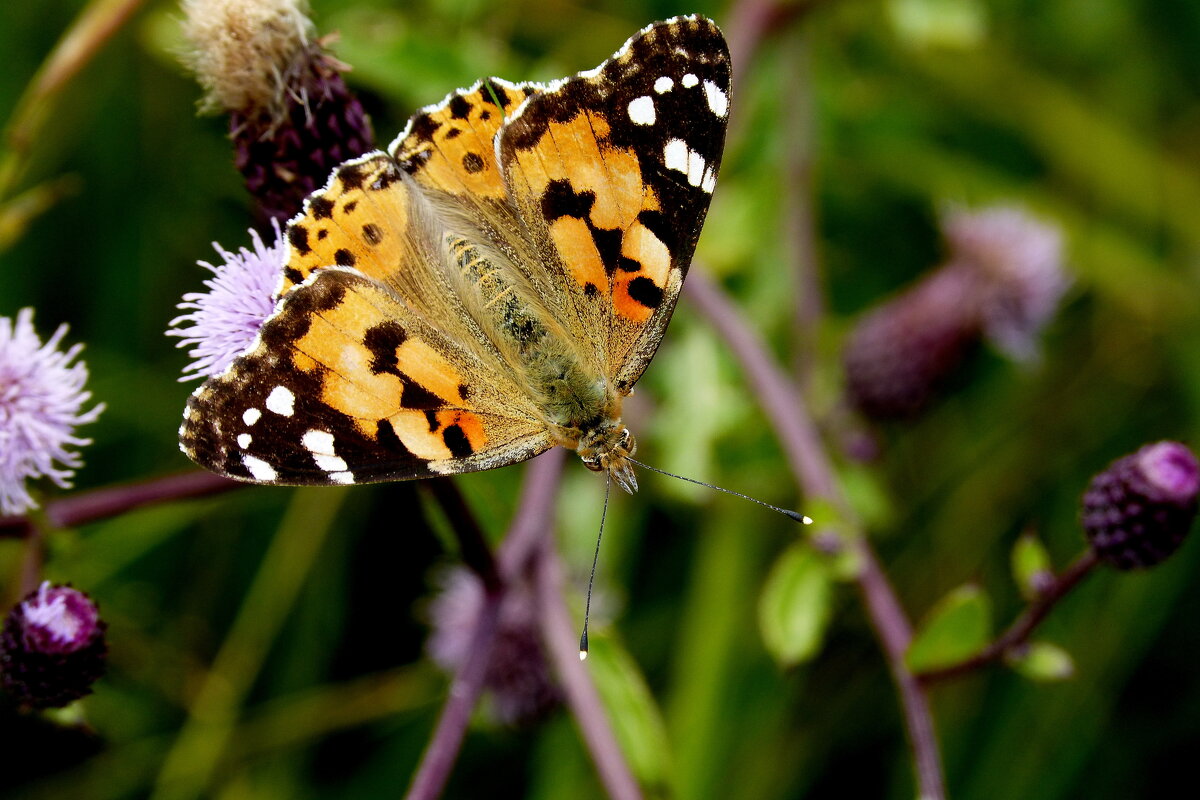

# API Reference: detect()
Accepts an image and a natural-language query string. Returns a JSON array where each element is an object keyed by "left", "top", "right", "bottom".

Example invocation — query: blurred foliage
[{"left": 2, "top": 0, "right": 1200, "bottom": 798}]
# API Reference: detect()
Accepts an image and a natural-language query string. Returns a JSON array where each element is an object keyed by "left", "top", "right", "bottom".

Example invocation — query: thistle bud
[
  {"left": 844, "top": 206, "right": 1068, "bottom": 420},
  {"left": 1, "top": 583, "right": 108, "bottom": 709},
  {"left": 843, "top": 265, "right": 979, "bottom": 419},
  {"left": 182, "top": 0, "right": 374, "bottom": 221},
  {"left": 1082, "top": 441, "right": 1200, "bottom": 569}
]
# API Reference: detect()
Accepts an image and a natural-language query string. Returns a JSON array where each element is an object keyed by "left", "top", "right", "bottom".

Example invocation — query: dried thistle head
[
  {"left": 180, "top": 0, "right": 373, "bottom": 221},
  {"left": 181, "top": 0, "right": 315, "bottom": 123}
]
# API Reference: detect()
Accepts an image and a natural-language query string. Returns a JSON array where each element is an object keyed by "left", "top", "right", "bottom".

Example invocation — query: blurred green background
[{"left": 2, "top": 0, "right": 1200, "bottom": 797}]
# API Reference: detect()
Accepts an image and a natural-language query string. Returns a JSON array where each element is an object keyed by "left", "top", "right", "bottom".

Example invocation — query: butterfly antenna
[
  {"left": 627, "top": 457, "right": 813, "bottom": 525},
  {"left": 579, "top": 472, "right": 613, "bottom": 661}
]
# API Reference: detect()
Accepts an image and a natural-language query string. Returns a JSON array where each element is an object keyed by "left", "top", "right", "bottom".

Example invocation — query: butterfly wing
[
  {"left": 497, "top": 15, "right": 731, "bottom": 393},
  {"left": 181, "top": 267, "right": 553, "bottom": 484}
]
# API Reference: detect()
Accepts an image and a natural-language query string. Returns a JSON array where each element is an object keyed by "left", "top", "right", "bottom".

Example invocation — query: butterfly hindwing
[{"left": 181, "top": 268, "right": 552, "bottom": 485}]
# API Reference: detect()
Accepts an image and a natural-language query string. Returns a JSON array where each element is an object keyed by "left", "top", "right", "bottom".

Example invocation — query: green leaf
[
  {"left": 1011, "top": 534, "right": 1054, "bottom": 601},
  {"left": 906, "top": 585, "right": 993, "bottom": 672},
  {"left": 1007, "top": 642, "right": 1076, "bottom": 682},
  {"left": 758, "top": 544, "right": 834, "bottom": 667},
  {"left": 887, "top": 0, "right": 988, "bottom": 49},
  {"left": 586, "top": 635, "right": 672, "bottom": 793}
]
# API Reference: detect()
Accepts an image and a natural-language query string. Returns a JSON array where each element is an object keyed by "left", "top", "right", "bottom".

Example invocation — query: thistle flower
[
  {"left": 843, "top": 205, "right": 1068, "bottom": 420},
  {"left": 942, "top": 206, "right": 1069, "bottom": 361},
  {"left": 842, "top": 265, "right": 980, "bottom": 420},
  {"left": 167, "top": 222, "right": 283, "bottom": 381},
  {"left": 427, "top": 568, "right": 561, "bottom": 726},
  {"left": 182, "top": 0, "right": 374, "bottom": 221},
  {"left": 0, "top": 310, "right": 103, "bottom": 516},
  {"left": 1082, "top": 441, "right": 1200, "bottom": 570},
  {"left": 0, "top": 583, "right": 108, "bottom": 709}
]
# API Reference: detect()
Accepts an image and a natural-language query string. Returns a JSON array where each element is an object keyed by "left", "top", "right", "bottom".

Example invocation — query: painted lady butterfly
[{"left": 180, "top": 16, "right": 731, "bottom": 494}]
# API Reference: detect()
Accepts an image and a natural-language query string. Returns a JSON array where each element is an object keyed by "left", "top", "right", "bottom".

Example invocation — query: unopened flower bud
[
  {"left": 182, "top": 0, "right": 374, "bottom": 221},
  {"left": 1082, "top": 441, "right": 1200, "bottom": 569},
  {"left": 1, "top": 583, "right": 108, "bottom": 709}
]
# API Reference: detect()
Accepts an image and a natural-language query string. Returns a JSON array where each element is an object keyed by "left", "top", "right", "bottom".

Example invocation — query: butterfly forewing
[{"left": 498, "top": 16, "right": 731, "bottom": 391}]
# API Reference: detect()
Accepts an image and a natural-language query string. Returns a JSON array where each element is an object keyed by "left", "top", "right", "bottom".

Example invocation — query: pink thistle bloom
[
  {"left": 0, "top": 309, "right": 104, "bottom": 515},
  {"left": 168, "top": 221, "right": 283, "bottom": 381}
]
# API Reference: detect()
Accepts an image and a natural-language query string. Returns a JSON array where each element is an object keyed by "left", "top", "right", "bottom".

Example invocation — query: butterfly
[{"left": 179, "top": 15, "right": 732, "bottom": 494}]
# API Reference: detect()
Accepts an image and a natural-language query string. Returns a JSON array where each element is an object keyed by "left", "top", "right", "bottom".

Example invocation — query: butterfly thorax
[{"left": 450, "top": 233, "right": 638, "bottom": 490}]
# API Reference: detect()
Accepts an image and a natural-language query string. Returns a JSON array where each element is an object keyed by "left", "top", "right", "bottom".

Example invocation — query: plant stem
[
  {"left": 1, "top": 0, "right": 147, "bottom": 199},
  {"left": 685, "top": 269, "right": 946, "bottom": 800},
  {"left": 425, "top": 478, "right": 500, "bottom": 592},
  {"left": 916, "top": 549, "right": 1101, "bottom": 684},
  {"left": 0, "top": 470, "right": 242, "bottom": 539},
  {"left": 405, "top": 585, "right": 503, "bottom": 800},
  {"left": 150, "top": 487, "right": 349, "bottom": 800},
  {"left": 408, "top": 450, "right": 639, "bottom": 799},
  {"left": 532, "top": 504, "right": 643, "bottom": 799}
]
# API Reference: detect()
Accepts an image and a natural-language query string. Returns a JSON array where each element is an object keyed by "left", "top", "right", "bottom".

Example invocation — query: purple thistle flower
[
  {"left": 167, "top": 221, "right": 283, "bottom": 381},
  {"left": 942, "top": 205, "right": 1069, "bottom": 361},
  {"left": 1, "top": 582, "right": 108, "bottom": 709},
  {"left": 0, "top": 310, "right": 103, "bottom": 516},
  {"left": 427, "top": 568, "right": 561, "bottom": 726},
  {"left": 1082, "top": 441, "right": 1200, "bottom": 569},
  {"left": 843, "top": 205, "right": 1069, "bottom": 420}
]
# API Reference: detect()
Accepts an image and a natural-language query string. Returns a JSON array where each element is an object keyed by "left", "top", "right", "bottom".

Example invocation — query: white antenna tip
[
  {"left": 802, "top": 516, "right": 814, "bottom": 525},
  {"left": 579, "top": 650, "right": 588, "bottom": 661}
]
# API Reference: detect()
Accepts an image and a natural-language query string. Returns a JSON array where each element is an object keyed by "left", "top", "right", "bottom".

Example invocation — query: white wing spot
[
  {"left": 654, "top": 76, "right": 674, "bottom": 94},
  {"left": 329, "top": 471, "right": 356, "bottom": 485},
  {"left": 703, "top": 80, "right": 728, "bottom": 118},
  {"left": 302, "top": 429, "right": 348, "bottom": 473},
  {"left": 315, "top": 454, "right": 349, "bottom": 473},
  {"left": 664, "top": 138, "right": 689, "bottom": 173},
  {"left": 243, "top": 408, "right": 262, "bottom": 426},
  {"left": 302, "top": 429, "right": 336, "bottom": 454},
  {"left": 237, "top": 433, "right": 252, "bottom": 449},
  {"left": 627, "top": 95, "right": 656, "bottom": 125},
  {"left": 265, "top": 386, "right": 295, "bottom": 417},
  {"left": 664, "top": 138, "right": 714, "bottom": 193},
  {"left": 243, "top": 454, "right": 277, "bottom": 482},
  {"left": 681, "top": 73, "right": 699, "bottom": 88},
  {"left": 686, "top": 149, "right": 707, "bottom": 188}
]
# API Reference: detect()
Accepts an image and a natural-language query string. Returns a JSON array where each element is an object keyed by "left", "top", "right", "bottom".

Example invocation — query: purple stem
[
  {"left": 916, "top": 549, "right": 1101, "bottom": 684},
  {"left": 407, "top": 450, "right": 638, "bottom": 800},
  {"left": 0, "top": 470, "right": 242, "bottom": 538},
  {"left": 532, "top": 502, "right": 643, "bottom": 800},
  {"left": 405, "top": 584, "right": 503, "bottom": 800},
  {"left": 684, "top": 269, "right": 946, "bottom": 800}
]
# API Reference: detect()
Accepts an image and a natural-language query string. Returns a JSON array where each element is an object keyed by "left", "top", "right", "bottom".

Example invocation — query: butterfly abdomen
[{"left": 447, "top": 234, "right": 616, "bottom": 437}]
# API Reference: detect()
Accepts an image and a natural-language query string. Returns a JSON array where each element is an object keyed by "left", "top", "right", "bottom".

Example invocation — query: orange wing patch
[
  {"left": 501, "top": 109, "right": 672, "bottom": 324},
  {"left": 280, "top": 154, "right": 411, "bottom": 295},
  {"left": 393, "top": 79, "right": 539, "bottom": 201}
]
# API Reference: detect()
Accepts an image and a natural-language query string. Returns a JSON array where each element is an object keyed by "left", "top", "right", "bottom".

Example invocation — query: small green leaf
[
  {"left": 1007, "top": 642, "right": 1076, "bottom": 682},
  {"left": 906, "top": 585, "right": 992, "bottom": 672},
  {"left": 758, "top": 544, "right": 834, "bottom": 667},
  {"left": 586, "top": 635, "right": 672, "bottom": 792},
  {"left": 1011, "top": 534, "right": 1054, "bottom": 601},
  {"left": 887, "top": 0, "right": 988, "bottom": 49}
]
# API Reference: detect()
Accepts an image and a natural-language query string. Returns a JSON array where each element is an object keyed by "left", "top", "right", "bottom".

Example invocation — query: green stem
[{"left": 148, "top": 486, "right": 350, "bottom": 800}]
